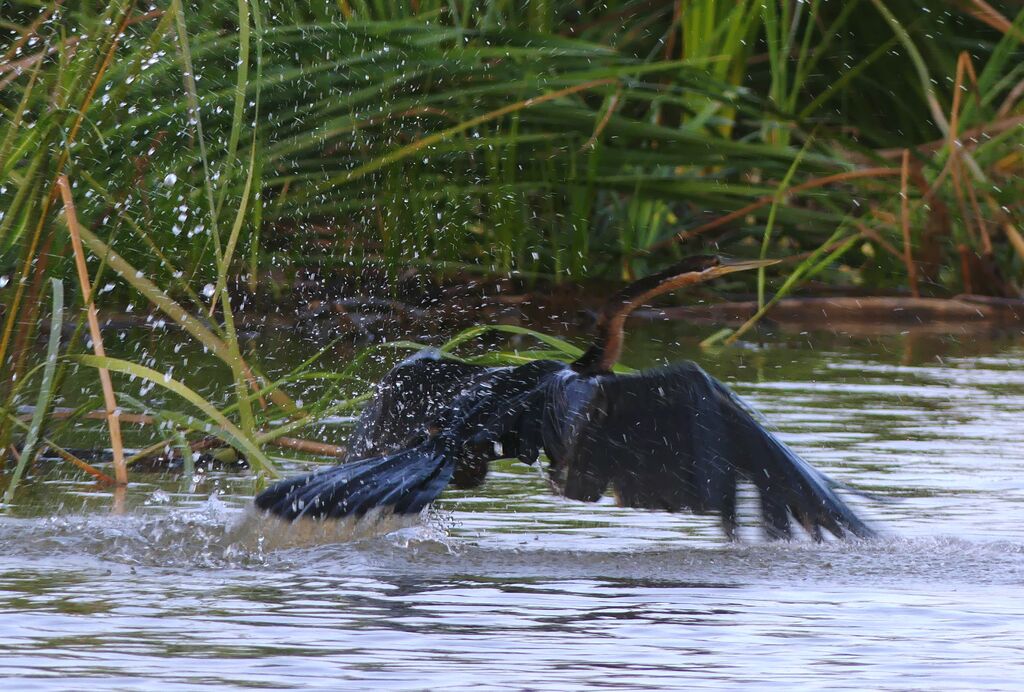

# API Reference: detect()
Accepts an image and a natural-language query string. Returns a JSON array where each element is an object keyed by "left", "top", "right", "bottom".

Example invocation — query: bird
[{"left": 255, "top": 255, "right": 874, "bottom": 541}]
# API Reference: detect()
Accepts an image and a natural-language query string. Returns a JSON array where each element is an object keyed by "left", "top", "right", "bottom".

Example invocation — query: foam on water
[
  {"left": 2, "top": 498, "right": 1022, "bottom": 592},
  {"left": 0, "top": 498, "right": 451, "bottom": 570}
]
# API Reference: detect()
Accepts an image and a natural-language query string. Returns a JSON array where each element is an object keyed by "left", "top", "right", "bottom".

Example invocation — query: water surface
[{"left": 2, "top": 324, "right": 1023, "bottom": 690}]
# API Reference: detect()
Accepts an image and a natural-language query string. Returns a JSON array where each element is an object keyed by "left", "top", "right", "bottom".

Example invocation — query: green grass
[{"left": 0, "top": 0, "right": 1022, "bottom": 496}]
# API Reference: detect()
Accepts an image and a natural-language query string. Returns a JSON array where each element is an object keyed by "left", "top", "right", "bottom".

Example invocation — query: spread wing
[
  {"left": 347, "top": 349, "right": 494, "bottom": 460},
  {"left": 541, "top": 362, "right": 873, "bottom": 540},
  {"left": 256, "top": 359, "right": 563, "bottom": 521}
]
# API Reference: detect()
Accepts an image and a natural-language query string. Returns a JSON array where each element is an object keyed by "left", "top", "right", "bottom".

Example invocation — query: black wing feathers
[
  {"left": 347, "top": 350, "right": 490, "bottom": 460},
  {"left": 542, "top": 362, "right": 873, "bottom": 540},
  {"left": 255, "top": 358, "right": 562, "bottom": 522},
  {"left": 256, "top": 352, "right": 872, "bottom": 540},
  {"left": 702, "top": 369, "right": 872, "bottom": 538},
  {"left": 254, "top": 440, "right": 456, "bottom": 521}
]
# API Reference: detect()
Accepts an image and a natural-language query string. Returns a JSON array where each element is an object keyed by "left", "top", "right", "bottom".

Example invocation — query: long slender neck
[{"left": 572, "top": 256, "right": 719, "bottom": 375}]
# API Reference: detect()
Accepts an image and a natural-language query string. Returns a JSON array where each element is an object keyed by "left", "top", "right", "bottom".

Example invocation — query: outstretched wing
[
  {"left": 256, "top": 358, "right": 564, "bottom": 522},
  {"left": 347, "top": 349, "right": 494, "bottom": 461},
  {"left": 542, "top": 362, "right": 873, "bottom": 540}
]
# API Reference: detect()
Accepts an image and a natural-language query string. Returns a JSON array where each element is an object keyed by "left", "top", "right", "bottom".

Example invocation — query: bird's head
[{"left": 574, "top": 254, "right": 781, "bottom": 375}]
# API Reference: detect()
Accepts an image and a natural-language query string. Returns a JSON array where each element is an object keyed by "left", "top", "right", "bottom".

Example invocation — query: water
[{"left": 2, "top": 324, "right": 1024, "bottom": 690}]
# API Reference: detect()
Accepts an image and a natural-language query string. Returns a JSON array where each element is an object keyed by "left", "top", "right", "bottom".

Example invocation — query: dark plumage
[{"left": 255, "top": 256, "right": 874, "bottom": 540}]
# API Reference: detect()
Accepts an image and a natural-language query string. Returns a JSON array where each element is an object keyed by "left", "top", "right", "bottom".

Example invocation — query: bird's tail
[{"left": 254, "top": 440, "right": 455, "bottom": 521}]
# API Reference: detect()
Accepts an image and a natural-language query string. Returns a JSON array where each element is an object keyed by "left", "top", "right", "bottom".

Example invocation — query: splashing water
[{"left": 2, "top": 327, "right": 1023, "bottom": 689}]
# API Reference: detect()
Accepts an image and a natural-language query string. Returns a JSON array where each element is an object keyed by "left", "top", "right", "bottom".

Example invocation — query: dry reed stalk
[
  {"left": 944, "top": 50, "right": 1002, "bottom": 297},
  {"left": 948, "top": 53, "right": 981, "bottom": 250},
  {"left": 996, "top": 85, "right": 1024, "bottom": 120},
  {"left": 646, "top": 167, "right": 902, "bottom": 253},
  {"left": 953, "top": 53, "right": 994, "bottom": 255},
  {"left": 41, "top": 444, "right": 116, "bottom": 485},
  {"left": 6, "top": 232, "right": 56, "bottom": 398},
  {"left": 268, "top": 436, "right": 346, "bottom": 458},
  {"left": 854, "top": 223, "right": 904, "bottom": 262},
  {"left": 964, "top": 168, "right": 993, "bottom": 254},
  {"left": 0, "top": 198, "right": 50, "bottom": 380},
  {"left": 19, "top": 409, "right": 156, "bottom": 425},
  {"left": 1, "top": 2, "right": 59, "bottom": 63},
  {"left": 0, "top": 4, "right": 134, "bottom": 375},
  {"left": 959, "top": 0, "right": 1024, "bottom": 40},
  {"left": 900, "top": 150, "right": 920, "bottom": 297},
  {"left": 1003, "top": 223, "right": 1024, "bottom": 265},
  {"left": 877, "top": 115, "right": 1024, "bottom": 159},
  {"left": 112, "top": 485, "right": 126, "bottom": 515},
  {"left": 958, "top": 245, "right": 975, "bottom": 294},
  {"left": 581, "top": 88, "right": 622, "bottom": 151},
  {"left": 0, "top": 37, "right": 81, "bottom": 89},
  {"left": 57, "top": 175, "right": 127, "bottom": 486},
  {"left": 950, "top": 170, "right": 978, "bottom": 249}
]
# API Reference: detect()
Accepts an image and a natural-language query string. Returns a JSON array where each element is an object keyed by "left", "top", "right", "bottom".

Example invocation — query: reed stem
[{"left": 57, "top": 175, "right": 128, "bottom": 486}]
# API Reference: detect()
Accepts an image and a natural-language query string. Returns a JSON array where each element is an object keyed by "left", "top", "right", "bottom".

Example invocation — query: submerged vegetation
[{"left": 0, "top": 1, "right": 1022, "bottom": 498}]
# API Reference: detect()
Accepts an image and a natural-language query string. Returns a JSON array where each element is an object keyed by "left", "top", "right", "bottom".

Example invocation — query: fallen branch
[{"left": 638, "top": 295, "right": 1024, "bottom": 327}]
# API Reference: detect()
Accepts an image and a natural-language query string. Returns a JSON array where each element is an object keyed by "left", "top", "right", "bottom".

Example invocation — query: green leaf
[
  {"left": 72, "top": 354, "right": 279, "bottom": 477},
  {"left": 3, "top": 280, "right": 63, "bottom": 504}
]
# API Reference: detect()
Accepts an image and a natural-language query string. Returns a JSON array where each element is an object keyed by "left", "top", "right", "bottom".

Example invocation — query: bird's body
[{"left": 256, "top": 256, "right": 875, "bottom": 540}]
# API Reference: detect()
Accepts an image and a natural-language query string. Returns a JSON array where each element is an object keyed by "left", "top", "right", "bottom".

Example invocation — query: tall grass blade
[
  {"left": 439, "top": 324, "right": 585, "bottom": 358},
  {"left": 2, "top": 279, "right": 62, "bottom": 504},
  {"left": 73, "top": 355, "right": 279, "bottom": 477}
]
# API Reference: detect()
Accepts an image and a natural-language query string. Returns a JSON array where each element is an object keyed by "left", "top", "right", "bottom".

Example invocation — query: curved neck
[{"left": 573, "top": 256, "right": 719, "bottom": 375}]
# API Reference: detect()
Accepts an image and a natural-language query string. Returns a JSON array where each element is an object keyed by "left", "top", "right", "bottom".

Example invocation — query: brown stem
[
  {"left": 855, "top": 223, "right": 904, "bottom": 262},
  {"left": 900, "top": 150, "right": 920, "bottom": 297},
  {"left": 876, "top": 115, "right": 1024, "bottom": 159},
  {"left": 955, "top": 0, "right": 1024, "bottom": 40},
  {"left": 580, "top": 88, "right": 622, "bottom": 152},
  {"left": 42, "top": 444, "right": 117, "bottom": 485},
  {"left": 19, "top": 409, "right": 156, "bottom": 426},
  {"left": 268, "top": 437, "right": 346, "bottom": 458},
  {"left": 0, "top": 3, "right": 134, "bottom": 375},
  {"left": 958, "top": 244, "right": 975, "bottom": 294},
  {"left": 643, "top": 167, "right": 902, "bottom": 254},
  {"left": 1, "top": 2, "right": 62, "bottom": 64},
  {"left": 58, "top": 175, "right": 127, "bottom": 486}
]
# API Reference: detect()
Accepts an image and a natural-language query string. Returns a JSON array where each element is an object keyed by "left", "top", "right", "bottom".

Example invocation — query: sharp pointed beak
[{"left": 702, "top": 258, "right": 780, "bottom": 278}]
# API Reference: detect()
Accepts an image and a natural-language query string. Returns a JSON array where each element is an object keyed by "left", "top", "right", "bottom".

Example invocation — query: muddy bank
[
  {"left": 635, "top": 295, "right": 1024, "bottom": 334},
  {"left": 88, "top": 285, "right": 1024, "bottom": 346}
]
